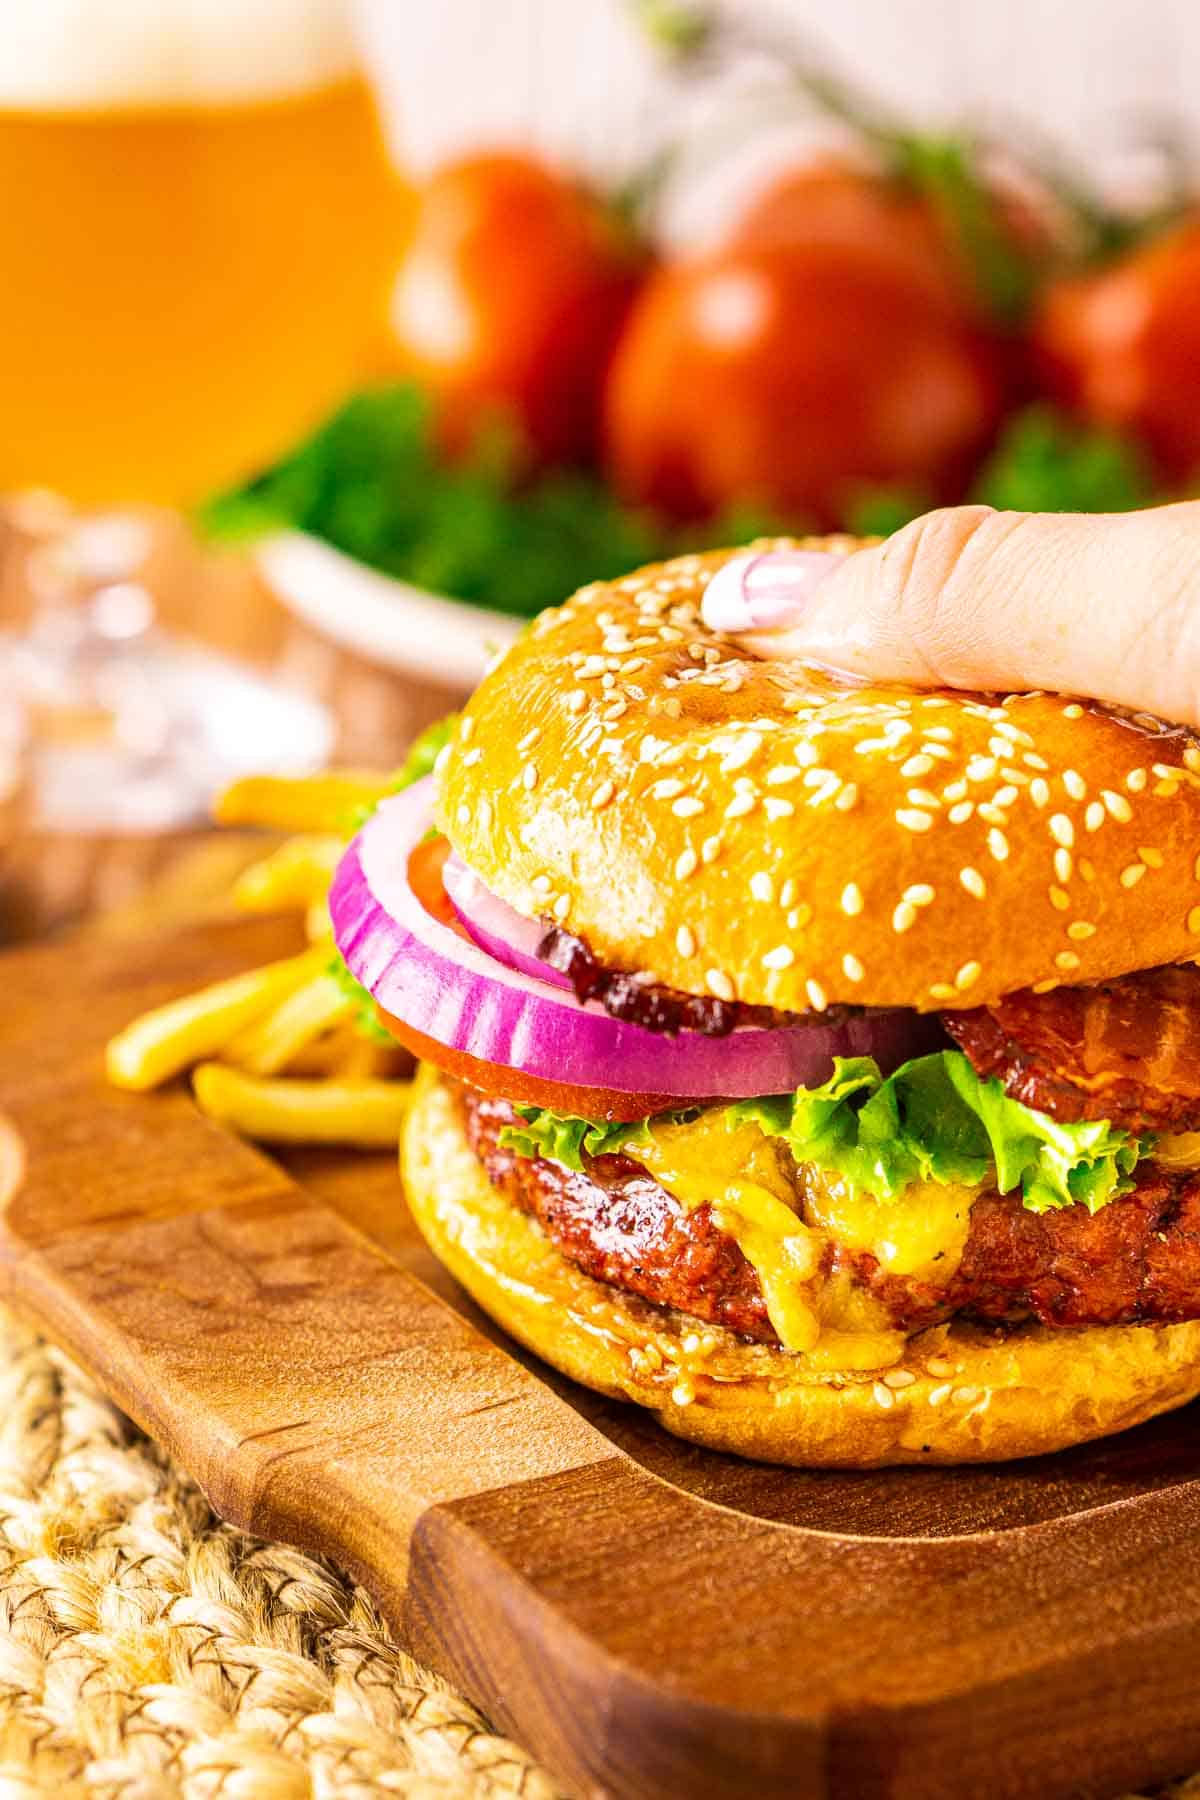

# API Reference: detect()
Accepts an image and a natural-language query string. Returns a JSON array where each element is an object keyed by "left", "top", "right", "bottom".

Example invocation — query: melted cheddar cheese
[{"left": 624, "top": 1109, "right": 972, "bottom": 1368}]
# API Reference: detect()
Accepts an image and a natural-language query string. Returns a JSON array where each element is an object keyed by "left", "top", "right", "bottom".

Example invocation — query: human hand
[{"left": 701, "top": 504, "right": 1200, "bottom": 728}]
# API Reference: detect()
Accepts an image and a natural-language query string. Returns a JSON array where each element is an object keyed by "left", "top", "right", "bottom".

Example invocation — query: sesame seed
[
  {"left": 901, "top": 753, "right": 935, "bottom": 778},
  {"left": 904, "top": 884, "right": 935, "bottom": 906},
  {"left": 1126, "top": 768, "right": 1148, "bottom": 792},
  {"left": 926, "top": 1357, "right": 955, "bottom": 1378},
  {"left": 1063, "top": 703, "right": 1084, "bottom": 719},
  {"left": 952, "top": 1385, "right": 981, "bottom": 1404},
  {"left": 928, "top": 983, "right": 958, "bottom": 1002},
  {"left": 872, "top": 1382, "right": 894, "bottom": 1410},
  {"left": 553, "top": 894, "right": 570, "bottom": 920},
  {"left": 592, "top": 779, "right": 615, "bottom": 810},
  {"left": 650, "top": 777, "right": 684, "bottom": 799},
  {"left": 706, "top": 969, "right": 735, "bottom": 1001},
  {"left": 1049, "top": 813, "right": 1074, "bottom": 848},
  {"left": 1023, "top": 752, "right": 1050, "bottom": 771},
  {"left": 1054, "top": 847, "right": 1073, "bottom": 884},
  {"left": 906, "top": 787, "right": 942, "bottom": 809},
  {"left": 1190, "top": 907, "right": 1200, "bottom": 935},
  {"left": 765, "top": 797, "right": 795, "bottom": 821},
  {"left": 978, "top": 803, "right": 1009, "bottom": 828},
  {"left": 960, "top": 867, "right": 986, "bottom": 899},
  {"left": 779, "top": 879, "right": 797, "bottom": 908},
  {"left": 518, "top": 727, "right": 542, "bottom": 753},
  {"left": 462, "top": 747, "right": 482, "bottom": 766},
  {"left": 532, "top": 874, "right": 553, "bottom": 894},
  {"left": 460, "top": 716, "right": 475, "bottom": 740},
  {"left": 967, "top": 756, "right": 998, "bottom": 782},
  {"left": 675, "top": 847, "right": 698, "bottom": 879},
  {"left": 793, "top": 740, "right": 820, "bottom": 767},
  {"left": 893, "top": 901, "right": 918, "bottom": 934},
  {"left": 948, "top": 801, "right": 974, "bottom": 825},
  {"left": 842, "top": 953, "right": 865, "bottom": 983},
  {"left": 1120, "top": 863, "right": 1147, "bottom": 888},
  {"left": 1139, "top": 846, "right": 1165, "bottom": 868},
  {"left": 896, "top": 809, "right": 934, "bottom": 833},
  {"left": 1030, "top": 778, "right": 1050, "bottom": 809},
  {"left": 478, "top": 798, "right": 492, "bottom": 831},
  {"left": 701, "top": 834, "right": 722, "bottom": 863},
  {"left": 884, "top": 1368, "right": 916, "bottom": 1389},
  {"left": 841, "top": 882, "right": 864, "bottom": 916},
  {"left": 751, "top": 872, "right": 776, "bottom": 903},
  {"left": 1154, "top": 779, "right": 1180, "bottom": 797},
  {"left": 1049, "top": 886, "right": 1070, "bottom": 910},
  {"left": 789, "top": 903, "right": 814, "bottom": 930},
  {"left": 1102, "top": 790, "right": 1132, "bottom": 822},
  {"left": 806, "top": 979, "right": 828, "bottom": 1012},
  {"left": 993, "top": 785, "right": 1019, "bottom": 808},
  {"left": 1063, "top": 769, "right": 1086, "bottom": 800},
  {"left": 763, "top": 946, "right": 795, "bottom": 971},
  {"left": 955, "top": 961, "right": 982, "bottom": 991},
  {"left": 1055, "top": 949, "right": 1081, "bottom": 971},
  {"left": 923, "top": 722, "right": 955, "bottom": 738},
  {"left": 987, "top": 827, "right": 1009, "bottom": 862},
  {"left": 456, "top": 803, "right": 470, "bottom": 826},
  {"left": 670, "top": 1383, "right": 694, "bottom": 1408},
  {"left": 1084, "top": 801, "right": 1105, "bottom": 833},
  {"left": 676, "top": 925, "right": 696, "bottom": 957},
  {"left": 673, "top": 796, "right": 704, "bottom": 818},
  {"left": 1186, "top": 744, "right": 1200, "bottom": 774},
  {"left": 522, "top": 763, "right": 539, "bottom": 791},
  {"left": 928, "top": 1384, "right": 952, "bottom": 1406},
  {"left": 1067, "top": 920, "right": 1096, "bottom": 941},
  {"left": 943, "top": 779, "right": 968, "bottom": 803},
  {"left": 834, "top": 783, "right": 859, "bottom": 812}
]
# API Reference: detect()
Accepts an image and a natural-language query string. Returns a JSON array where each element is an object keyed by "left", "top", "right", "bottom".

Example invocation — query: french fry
[
  {"left": 233, "top": 835, "right": 345, "bottom": 913},
  {"left": 305, "top": 898, "right": 332, "bottom": 943},
  {"left": 105, "top": 948, "right": 326, "bottom": 1092},
  {"left": 193, "top": 1063, "right": 410, "bottom": 1147},
  {"left": 222, "top": 972, "right": 353, "bottom": 1077},
  {"left": 214, "top": 771, "right": 393, "bottom": 835}
]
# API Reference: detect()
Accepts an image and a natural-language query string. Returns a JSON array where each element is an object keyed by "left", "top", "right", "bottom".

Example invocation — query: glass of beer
[{"left": 0, "top": 0, "right": 404, "bottom": 821}]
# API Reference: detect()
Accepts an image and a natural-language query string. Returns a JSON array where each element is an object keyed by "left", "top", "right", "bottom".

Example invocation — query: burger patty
[
  {"left": 944, "top": 963, "right": 1200, "bottom": 1133},
  {"left": 459, "top": 1086, "right": 1200, "bottom": 1342}
]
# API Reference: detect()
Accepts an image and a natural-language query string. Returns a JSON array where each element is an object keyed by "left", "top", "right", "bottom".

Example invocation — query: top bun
[{"left": 437, "top": 540, "right": 1200, "bottom": 1014}]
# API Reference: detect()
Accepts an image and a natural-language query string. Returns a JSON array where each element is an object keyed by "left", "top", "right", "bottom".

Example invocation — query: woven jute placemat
[{"left": 0, "top": 1303, "right": 561, "bottom": 1798}]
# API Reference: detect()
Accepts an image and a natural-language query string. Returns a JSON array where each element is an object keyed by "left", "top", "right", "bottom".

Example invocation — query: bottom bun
[{"left": 402, "top": 1066, "right": 1200, "bottom": 1466}]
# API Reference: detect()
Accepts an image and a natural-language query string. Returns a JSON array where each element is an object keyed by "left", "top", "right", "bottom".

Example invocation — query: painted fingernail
[{"left": 701, "top": 550, "right": 843, "bottom": 634}]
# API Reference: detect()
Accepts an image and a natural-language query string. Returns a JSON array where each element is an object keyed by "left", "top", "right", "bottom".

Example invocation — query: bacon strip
[{"left": 943, "top": 963, "right": 1200, "bottom": 1133}]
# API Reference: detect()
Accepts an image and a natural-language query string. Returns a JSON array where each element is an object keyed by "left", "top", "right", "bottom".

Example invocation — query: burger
[{"left": 329, "top": 541, "right": 1200, "bottom": 1466}]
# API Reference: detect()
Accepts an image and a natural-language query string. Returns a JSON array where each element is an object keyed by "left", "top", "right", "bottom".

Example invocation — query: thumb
[{"left": 701, "top": 505, "right": 1200, "bottom": 729}]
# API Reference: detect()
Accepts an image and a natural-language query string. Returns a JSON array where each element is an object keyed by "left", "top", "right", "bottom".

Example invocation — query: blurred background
[{"left": 5, "top": 0, "right": 1200, "bottom": 938}]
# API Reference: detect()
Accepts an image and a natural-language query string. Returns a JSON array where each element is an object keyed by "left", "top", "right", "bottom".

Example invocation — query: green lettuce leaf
[
  {"left": 497, "top": 1107, "right": 664, "bottom": 1173},
  {"left": 734, "top": 1051, "right": 1142, "bottom": 1214}
]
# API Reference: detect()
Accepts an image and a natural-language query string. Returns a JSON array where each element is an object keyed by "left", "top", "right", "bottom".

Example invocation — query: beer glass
[{"left": 0, "top": 0, "right": 404, "bottom": 823}]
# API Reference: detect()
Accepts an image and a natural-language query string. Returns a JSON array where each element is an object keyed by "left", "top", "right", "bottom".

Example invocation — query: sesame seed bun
[
  {"left": 437, "top": 540, "right": 1200, "bottom": 1013},
  {"left": 404, "top": 1068, "right": 1200, "bottom": 1466}
]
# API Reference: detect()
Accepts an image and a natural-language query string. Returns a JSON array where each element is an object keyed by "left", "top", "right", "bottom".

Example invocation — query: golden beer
[{"left": 0, "top": 13, "right": 404, "bottom": 505}]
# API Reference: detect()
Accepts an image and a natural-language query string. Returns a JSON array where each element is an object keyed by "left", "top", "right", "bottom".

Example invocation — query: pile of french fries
[{"left": 105, "top": 766, "right": 418, "bottom": 1149}]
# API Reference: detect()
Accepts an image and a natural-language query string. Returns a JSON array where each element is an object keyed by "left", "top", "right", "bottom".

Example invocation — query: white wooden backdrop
[{"left": 355, "top": 0, "right": 1200, "bottom": 236}]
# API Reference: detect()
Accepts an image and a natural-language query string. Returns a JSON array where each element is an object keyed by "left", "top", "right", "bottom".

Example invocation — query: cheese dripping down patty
[{"left": 623, "top": 1111, "right": 975, "bottom": 1370}]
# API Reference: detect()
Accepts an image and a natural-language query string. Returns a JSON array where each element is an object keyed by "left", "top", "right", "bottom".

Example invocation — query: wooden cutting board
[{"left": 4, "top": 915, "right": 1200, "bottom": 1800}]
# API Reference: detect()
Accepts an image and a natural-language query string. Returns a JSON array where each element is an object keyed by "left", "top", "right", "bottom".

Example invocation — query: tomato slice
[{"left": 376, "top": 1006, "right": 687, "bottom": 1122}]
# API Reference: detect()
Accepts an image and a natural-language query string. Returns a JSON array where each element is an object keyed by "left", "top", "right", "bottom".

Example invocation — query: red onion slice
[
  {"left": 331, "top": 778, "right": 932, "bottom": 1099},
  {"left": 442, "top": 851, "right": 570, "bottom": 988}
]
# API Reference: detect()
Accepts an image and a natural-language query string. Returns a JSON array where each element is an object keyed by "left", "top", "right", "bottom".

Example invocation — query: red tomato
[
  {"left": 603, "top": 241, "right": 1004, "bottom": 528},
  {"left": 376, "top": 1008, "right": 686, "bottom": 1122},
  {"left": 733, "top": 159, "right": 1051, "bottom": 325},
  {"left": 379, "top": 151, "right": 645, "bottom": 468},
  {"left": 1032, "top": 218, "right": 1200, "bottom": 482}
]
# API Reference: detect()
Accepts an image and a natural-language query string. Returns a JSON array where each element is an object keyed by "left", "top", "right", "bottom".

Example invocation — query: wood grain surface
[{"left": 4, "top": 914, "right": 1200, "bottom": 1799}]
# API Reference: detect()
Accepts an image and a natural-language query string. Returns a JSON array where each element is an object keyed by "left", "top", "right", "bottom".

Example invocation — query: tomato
[
  {"left": 376, "top": 1008, "right": 686, "bottom": 1122},
  {"left": 1032, "top": 218, "right": 1200, "bottom": 482},
  {"left": 379, "top": 151, "right": 645, "bottom": 468},
  {"left": 732, "top": 158, "right": 1051, "bottom": 326},
  {"left": 603, "top": 240, "right": 1004, "bottom": 528}
]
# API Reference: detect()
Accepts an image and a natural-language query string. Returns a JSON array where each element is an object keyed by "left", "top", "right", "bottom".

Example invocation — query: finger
[{"left": 703, "top": 505, "right": 1200, "bottom": 729}]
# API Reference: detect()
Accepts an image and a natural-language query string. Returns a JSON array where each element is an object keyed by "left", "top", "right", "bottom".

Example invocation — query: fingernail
[{"left": 701, "top": 549, "right": 843, "bottom": 635}]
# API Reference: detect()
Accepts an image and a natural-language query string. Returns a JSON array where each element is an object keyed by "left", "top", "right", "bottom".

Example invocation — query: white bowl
[{"left": 255, "top": 530, "right": 523, "bottom": 693}]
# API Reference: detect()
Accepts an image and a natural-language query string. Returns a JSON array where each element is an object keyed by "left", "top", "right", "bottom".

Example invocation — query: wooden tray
[{"left": 3, "top": 915, "right": 1200, "bottom": 1800}]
